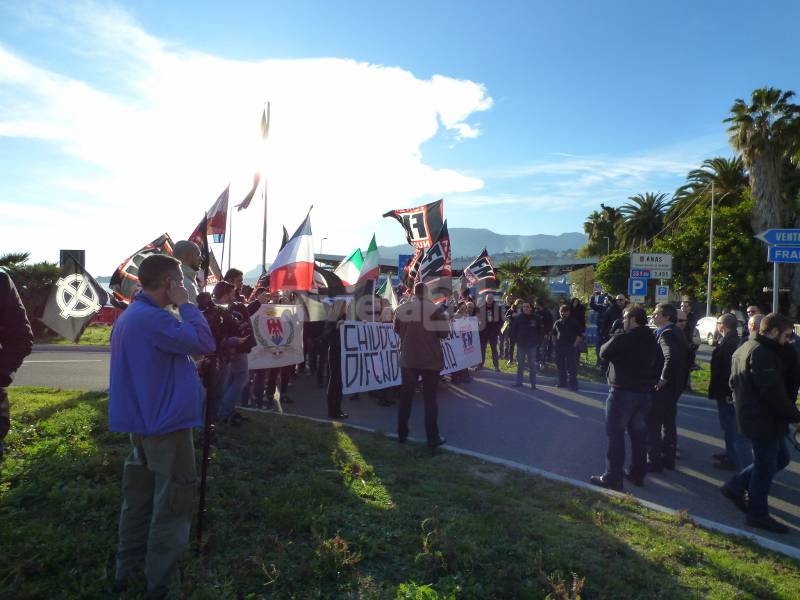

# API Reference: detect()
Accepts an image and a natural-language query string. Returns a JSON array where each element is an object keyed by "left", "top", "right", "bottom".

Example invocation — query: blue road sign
[
  {"left": 628, "top": 277, "right": 647, "bottom": 297},
  {"left": 630, "top": 269, "right": 651, "bottom": 279},
  {"left": 768, "top": 246, "right": 800, "bottom": 263},
  {"left": 756, "top": 229, "right": 800, "bottom": 246}
]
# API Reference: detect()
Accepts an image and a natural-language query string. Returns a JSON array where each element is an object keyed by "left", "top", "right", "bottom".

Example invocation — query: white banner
[
  {"left": 341, "top": 321, "right": 401, "bottom": 395},
  {"left": 248, "top": 304, "right": 304, "bottom": 369},
  {"left": 339, "top": 316, "right": 481, "bottom": 394},
  {"left": 440, "top": 316, "right": 481, "bottom": 375}
]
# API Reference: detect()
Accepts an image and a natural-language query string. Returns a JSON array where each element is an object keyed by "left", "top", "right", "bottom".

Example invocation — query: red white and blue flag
[
  {"left": 207, "top": 185, "right": 229, "bottom": 243},
  {"left": 268, "top": 213, "right": 315, "bottom": 291}
]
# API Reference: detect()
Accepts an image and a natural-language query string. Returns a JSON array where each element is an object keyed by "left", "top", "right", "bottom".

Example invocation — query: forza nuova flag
[
  {"left": 382, "top": 199, "right": 444, "bottom": 250},
  {"left": 41, "top": 253, "right": 109, "bottom": 343},
  {"left": 463, "top": 248, "right": 498, "bottom": 295},
  {"left": 110, "top": 234, "right": 174, "bottom": 305},
  {"left": 416, "top": 220, "right": 452, "bottom": 303}
]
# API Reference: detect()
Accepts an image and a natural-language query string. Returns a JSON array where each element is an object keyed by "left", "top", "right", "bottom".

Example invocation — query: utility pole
[{"left": 705, "top": 183, "right": 714, "bottom": 317}]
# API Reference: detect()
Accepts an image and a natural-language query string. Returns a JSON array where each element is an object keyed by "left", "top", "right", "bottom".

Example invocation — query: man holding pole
[{"left": 109, "top": 255, "right": 215, "bottom": 597}]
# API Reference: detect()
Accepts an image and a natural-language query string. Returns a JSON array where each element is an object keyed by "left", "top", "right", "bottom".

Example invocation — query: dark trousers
[
  {"left": 0, "top": 387, "right": 9, "bottom": 440},
  {"left": 327, "top": 347, "right": 343, "bottom": 417},
  {"left": 726, "top": 437, "right": 791, "bottom": 518},
  {"left": 252, "top": 366, "right": 291, "bottom": 407},
  {"left": 398, "top": 368, "right": 440, "bottom": 445},
  {"left": 555, "top": 345, "right": 578, "bottom": 389},
  {"left": 480, "top": 332, "right": 500, "bottom": 369},
  {"left": 646, "top": 388, "right": 678, "bottom": 467},
  {"left": 604, "top": 388, "right": 650, "bottom": 483}
]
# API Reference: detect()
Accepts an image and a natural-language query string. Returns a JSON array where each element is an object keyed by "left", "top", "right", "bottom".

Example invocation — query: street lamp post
[
  {"left": 603, "top": 237, "right": 610, "bottom": 255},
  {"left": 706, "top": 183, "right": 715, "bottom": 317},
  {"left": 320, "top": 237, "right": 328, "bottom": 254}
]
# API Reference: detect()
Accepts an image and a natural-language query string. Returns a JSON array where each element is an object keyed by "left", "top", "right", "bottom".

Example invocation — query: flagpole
[
  {"left": 220, "top": 202, "right": 229, "bottom": 272},
  {"left": 261, "top": 179, "right": 267, "bottom": 274}
]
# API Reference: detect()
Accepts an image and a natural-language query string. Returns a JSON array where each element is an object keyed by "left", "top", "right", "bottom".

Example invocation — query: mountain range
[{"left": 377, "top": 228, "right": 587, "bottom": 260}]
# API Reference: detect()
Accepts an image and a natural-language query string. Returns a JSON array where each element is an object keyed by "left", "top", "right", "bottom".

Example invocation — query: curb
[
  {"left": 248, "top": 408, "right": 800, "bottom": 562},
  {"left": 32, "top": 344, "right": 110, "bottom": 353}
]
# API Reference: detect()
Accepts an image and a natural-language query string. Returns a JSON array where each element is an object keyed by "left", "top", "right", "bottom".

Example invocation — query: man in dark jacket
[
  {"left": 646, "top": 303, "right": 688, "bottom": 472},
  {"left": 709, "top": 313, "right": 751, "bottom": 471},
  {"left": 590, "top": 306, "right": 658, "bottom": 491},
  {"left": 510, "top": 300, "right": 542, "bottom": 389},
  {"left": 0, "top": 270, "right": 34, "bottom": 460},
  {"left": 394, "top": 282, "right": 450, "bottom": 447},
  {"left": 477, "top": 293, "right": 503, "bottom": 371},
  {"left": 552, "top": 305, "right": 581, "bottom": 390},
  {"left": 599, "top": 294, "right": 626, "bottom": 346},
  {"left": 720, "top": 313, "right": 800, "bottom": 534}
]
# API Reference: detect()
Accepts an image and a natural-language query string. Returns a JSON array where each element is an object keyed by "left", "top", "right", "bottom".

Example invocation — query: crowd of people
[{"left": 2, "top": 242, "right": 800, "bottom": 596}]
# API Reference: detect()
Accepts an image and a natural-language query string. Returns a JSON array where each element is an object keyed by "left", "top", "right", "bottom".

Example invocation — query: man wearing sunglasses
[{"left": 720, "top": 313, "right": 800, "bottom": 534}]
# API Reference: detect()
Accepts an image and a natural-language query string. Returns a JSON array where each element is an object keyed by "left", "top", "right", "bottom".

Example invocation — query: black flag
[
  {"left": 463, "top": 248, "right": 498, "bottom": 296},
  {"left": 280, "top": 226, "right": 289, "bottom": 250},
  {"left": 382, "top": 199, "right": 444, "bottom": 250},
  {"left": 41, "top": 253, "right": 109, "bottom": 342},
  {"left": 109, "top": 234, "right": 174, "bottom": 306},
  {"left": 235, "top": 172, "right": 261, "bottom": 211},
  {"left": 415, "top": 220, "right": 452, "bottom": 303}
]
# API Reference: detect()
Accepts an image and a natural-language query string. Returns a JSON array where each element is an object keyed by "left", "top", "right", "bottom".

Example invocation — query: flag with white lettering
[
  {"left": 463, "top": 248, "right": 498, "bottom": 296},
  {"left": 109, "top": 234, "right": 174, "bottom": 306},
  {"left": 382, "top": 199, "right": 444, "bottom": 250},
  {"left": 415, "top": 220, "right": 452, "bottom": 303},
  {"left": 41, "top": 253, "right": 109, "bottom": 342}
]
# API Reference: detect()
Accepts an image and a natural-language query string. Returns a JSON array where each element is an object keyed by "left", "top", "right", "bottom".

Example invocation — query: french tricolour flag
[{"left": 269, "top": 214, "right": 315, "bottom": 291}]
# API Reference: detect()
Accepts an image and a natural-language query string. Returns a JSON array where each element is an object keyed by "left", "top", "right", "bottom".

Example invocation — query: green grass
[
  {"left": 689, "top": 361, "right": 711, "bottom": 398},
  {"left": 35, "top": 324, "right": 112, "bottom": 346},
  {"left": 3, "top": 387, "right": 800, "bottom": 599}
]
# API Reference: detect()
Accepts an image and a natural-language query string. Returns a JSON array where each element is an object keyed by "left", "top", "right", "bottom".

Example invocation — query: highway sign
[
  {"left": 628, "top": 277, "right": 647, "bottom": 297},
  {"left": 655, "top": 285, "right": 669, "bottom": 303},
  {"left": 768, "top": 246, "right": 800, "bottom": 263},
  {"left": 756, "top": 229, "right": 800, "bottom": 246},
  {"left": 630, "top": 253, "right": 672, "bottom": 279},
  {"left": 630, "top": 269, "right": 651, "bottom": 279}
]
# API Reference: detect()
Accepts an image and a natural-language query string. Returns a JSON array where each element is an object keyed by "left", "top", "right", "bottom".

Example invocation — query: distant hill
[{"left": 377, "top": 228, "right": 587, "bottom": 260}]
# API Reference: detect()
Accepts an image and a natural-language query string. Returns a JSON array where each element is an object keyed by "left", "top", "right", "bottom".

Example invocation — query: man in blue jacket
[{"left": 109, "top": 254, "right": 215, "bottom": 597}]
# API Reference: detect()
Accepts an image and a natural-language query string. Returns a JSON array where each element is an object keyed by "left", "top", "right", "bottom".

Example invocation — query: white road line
[
  {"left": 572, "top": 387, "right": 717, "bottom": 412},
  {"left": 22, "top": 360, "right": 103, "bottom": 364}
]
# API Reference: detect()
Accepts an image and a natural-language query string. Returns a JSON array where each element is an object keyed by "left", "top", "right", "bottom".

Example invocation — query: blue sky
[{"left": 2, "top": 0, "right": 799, "bottom": 274}]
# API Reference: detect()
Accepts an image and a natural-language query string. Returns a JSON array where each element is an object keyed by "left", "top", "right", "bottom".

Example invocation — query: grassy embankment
[
  {"left": 35, "top": 323, "right": 112, "bottom": 346},
  {"left": 2, "top": 387, "right": 798, "bottom": 598}
]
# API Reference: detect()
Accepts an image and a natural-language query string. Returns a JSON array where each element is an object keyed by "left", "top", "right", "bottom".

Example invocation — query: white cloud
[
  {"left": 0, "top": 2, "right": 491, "bottom": 274},
  {"left": 450, "top": 136, "right": 728, "bottom": 212}
]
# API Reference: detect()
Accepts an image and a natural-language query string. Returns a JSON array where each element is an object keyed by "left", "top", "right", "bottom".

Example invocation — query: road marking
[
  {"left": 22, "top": 360, "right": 103, "bottom": 364},
  {"left": 575, "top": 387, "right": 717, "bottom": 413}
]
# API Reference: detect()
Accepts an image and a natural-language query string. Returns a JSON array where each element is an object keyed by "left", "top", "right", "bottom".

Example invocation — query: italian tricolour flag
[{"left": 334, "top": 248, "right": 363, "bottom": 286}]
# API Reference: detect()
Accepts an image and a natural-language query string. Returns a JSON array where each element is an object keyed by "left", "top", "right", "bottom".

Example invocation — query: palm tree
[
  {"left": 578, "top": 203, "right": 622, "bottom": 256},
  {"left": 725, "top": 87, "right": 800, "bottom": 231},
  {"left": 495, "top": 256, "right": 549, "bottom": 301},
  {"left": 665, "top": 157, "right": 748, "bottom": 226},
  {"left": 615, "top": 192, "right": 670, "bottom": 250}
]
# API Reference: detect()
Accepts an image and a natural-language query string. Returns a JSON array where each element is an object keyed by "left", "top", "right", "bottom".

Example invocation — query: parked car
[{"left": 696, "top": 314, "right": 745, "bottom": 345}]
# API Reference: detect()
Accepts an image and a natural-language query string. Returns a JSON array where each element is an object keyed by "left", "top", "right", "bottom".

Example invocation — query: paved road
[{"left": 15, "top": 347, "right": 800, "bottom": 549}]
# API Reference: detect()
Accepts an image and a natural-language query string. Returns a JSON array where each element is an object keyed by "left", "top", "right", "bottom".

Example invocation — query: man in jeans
[
  {"left": 709, "top": 313, "right": 751, "bottom": 471},
  {"left": 510, "top": 300, "right": 542, "bottom": 389},
  {"left": 394, "top": 282, "right": 449, "bottom": 447},
  {"left": 109, "top": 255, "right": 215, "bottom": 596},
  {"left": 721, "top": 313, "right": 800, "bottom": 534},
  {"left": 590, "top": 306, "right": 658, "bottom": 491}
]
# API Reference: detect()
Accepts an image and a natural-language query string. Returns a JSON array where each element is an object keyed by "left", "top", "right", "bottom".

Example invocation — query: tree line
[{"left": 581, "top": 87, "right": 800, "bottom": 315}]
